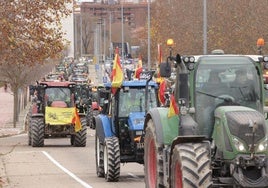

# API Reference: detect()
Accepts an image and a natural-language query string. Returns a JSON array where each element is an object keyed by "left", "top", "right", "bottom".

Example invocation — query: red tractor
[{"left": 28, "top": 81, "right": 87, "bottom": 147}]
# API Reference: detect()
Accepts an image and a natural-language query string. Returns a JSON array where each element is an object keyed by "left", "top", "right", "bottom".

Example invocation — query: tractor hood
[
  {"left": 128, "top": 112, "right": 145, "bottom": 130},
  {"left": 214, "top": 106, "right": 267, "bottom": 157}
]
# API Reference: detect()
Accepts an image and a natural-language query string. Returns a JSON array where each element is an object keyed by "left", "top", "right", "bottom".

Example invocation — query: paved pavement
[{"left": 0, "top": 87, "right": 28, "bottom": 138}]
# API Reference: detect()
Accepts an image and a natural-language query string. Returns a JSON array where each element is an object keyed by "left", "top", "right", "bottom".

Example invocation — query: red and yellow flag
[
  {"left": 168, "top": 94, "right": 179, "bottom": 118},
  {"left": 158, "top": 79, "right": 166, "bottom": 105},
  {"left": 156, "top": 43, "right": 163, "bottom": 83},
  {"left": 111, "top": 47, "right": 124, "bottom": 94},
  {"left": 72, "top": 107, "right": 82, "bottom": 132},
  {"left": 158, "top": 43, "right": 163, "bottom": 65},
  {"left": 134, "top": 56, "right": 143, "bottom": 79}
]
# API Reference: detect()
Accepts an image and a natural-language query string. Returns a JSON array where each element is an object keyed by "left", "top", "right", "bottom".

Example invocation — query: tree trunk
[{"left": 13, "top": 88, "right": 19, "bottom": 128}]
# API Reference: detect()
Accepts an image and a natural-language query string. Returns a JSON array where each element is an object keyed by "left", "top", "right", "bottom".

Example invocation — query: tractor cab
[{"left": 194, "top": 55, "right": 263, "bottom": 137}]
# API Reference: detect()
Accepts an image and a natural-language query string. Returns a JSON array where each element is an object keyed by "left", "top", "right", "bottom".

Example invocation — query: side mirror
[{"left": 160, "top": 62, "right": 171, "bottom": 78}]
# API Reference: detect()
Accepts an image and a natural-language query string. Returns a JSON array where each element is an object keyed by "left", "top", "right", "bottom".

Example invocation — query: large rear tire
[
  {"left": 104, "top": 137, "right": 120, "bottom": 182},
  {"left": 144, "top": 119, "right": 164, "bottom": 188},
  {"left": 73, "top": 117, "right": 87, "bottom": 147},
  {"left": 95, "top": 134, "right": 104, "bottom": 177},
  {"left": 90, "top": 110, "right": 99, "bottom": 129},
  {"left": 170, "top": 143, "right": 212, "bottom": 188},
  {"left": 31, "top": 118, "right": 45, "bottom": 147}
]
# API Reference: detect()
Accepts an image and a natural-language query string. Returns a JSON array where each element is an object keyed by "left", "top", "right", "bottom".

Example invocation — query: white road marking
[
  {"left": 127, "top": 172, "right": 140, "bottom": 179},
  {"left": 42, "top": 151, "right": 93, "bottom": 188}
]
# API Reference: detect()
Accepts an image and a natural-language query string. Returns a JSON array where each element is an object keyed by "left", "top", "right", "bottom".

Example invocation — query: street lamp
[
  {"left": 121, "top": 1, "right": 124, "bottom": 66},
  {"left": 148, "top": 0, "right": 151, "bottom": 70},
  {"left": 203, "top": 0, "right": 207, "bottom": 54},
  {"left": 257, "top": 38, "right": 265, "bottom": 55}
]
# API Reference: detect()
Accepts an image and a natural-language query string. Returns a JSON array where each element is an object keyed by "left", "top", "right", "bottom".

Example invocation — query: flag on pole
[
  {"left": 134, "top": 56, "right": 143, "bottom": 79},
  {"left": 168, "top": 94, "right": 179, "bottom": 118},
  {"left": 158, "top": 79, "right": 166, "bottom": 105},
  {"left": 72, "top": 107, "right": 82, "bottom": 132},
  {"left": 156, "top": 43, "right": 163, "bottom": 83},
  {"left": 111, "top": 47, "right": 124, "bottom": 94},
  {"left": 158, "top": 43, "right": 163, "bottom": 65}
]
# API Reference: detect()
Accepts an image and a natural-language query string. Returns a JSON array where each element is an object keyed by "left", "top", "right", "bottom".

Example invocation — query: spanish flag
[
  {"left": 134, "top": 56, "right": 143, "bottom": 79},
  {"left": 158, "top": 43, "right": 163, "bottom": 64},
  {"left": 158, "top": 79, "right": 166, "bottom": 105},
  {"left": 156, "top": 43, "right": 163, "bottom": 82},
  {"left": 72, "top": 107, "right": 82, "bottom": 132},
  {"left": 111, "top": 47, "right": 124, "bottom": 94},
  {"left": 168, "top": 94, "right": 179, "bottom": 118}
]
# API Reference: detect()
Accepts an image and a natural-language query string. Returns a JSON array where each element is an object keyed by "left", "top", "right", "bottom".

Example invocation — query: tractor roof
[
  {"left": 40, "top": 81, "right": 76, "bottom": 87},
  {"left": 104, "top": 80, "right": 158, "bottom": 88},
  {"left": 193, "top": 54, "right": 262, "bottom": 62}
]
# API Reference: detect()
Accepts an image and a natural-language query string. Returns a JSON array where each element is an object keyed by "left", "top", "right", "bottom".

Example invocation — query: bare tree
[{"left": 0, "top": 0, "right": 72, "bottom": 127}]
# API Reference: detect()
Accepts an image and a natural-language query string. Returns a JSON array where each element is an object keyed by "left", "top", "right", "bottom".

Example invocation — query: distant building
[
  {"left": 74, "top": 0, "right": 152, "bottom": 58},
  {"left": 80, "top": 1, "right": 148, "bottom": 29}
]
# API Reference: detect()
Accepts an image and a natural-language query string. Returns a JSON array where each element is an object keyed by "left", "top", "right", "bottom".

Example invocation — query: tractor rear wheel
[
  {"left": 170, "top": 143, "right": 212, "bottom": 188},
  {"left": 144, "top": 119, "right": 164, "bottom": 188},
  {"left": 90, "top": 110, "right": 99, "bottom": 129},
  {"left": 104, "top": 137, "right": 120, "bottom": 182},
  {"left": 73, "top": 117, "right": 87, "bottom": 147},
  {"left": 95, "top": 134, "right": 104, "bottom": 177},
  {"left": 31, "top": 118, "right": 45, "bottom": 147}
]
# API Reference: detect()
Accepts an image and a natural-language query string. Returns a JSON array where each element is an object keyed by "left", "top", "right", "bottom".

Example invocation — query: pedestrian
[{"left": 4, "top": 82, "right": 7, "bottom": 92}]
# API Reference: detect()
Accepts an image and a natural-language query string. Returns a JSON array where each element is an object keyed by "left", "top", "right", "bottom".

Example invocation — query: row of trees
[
  {"left": 146, "top": 0, "right": 268, "bottom": 66},
  {"left": 0, "top": 0, "right": 72, "bottom": 127}
]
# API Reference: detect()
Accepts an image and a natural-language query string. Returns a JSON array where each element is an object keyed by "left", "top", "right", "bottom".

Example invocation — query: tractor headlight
[
  {"left": 256, "top": 139, "right": 268, "bottom": 152},
  {"left": 233, "top": 137, "right": 246, "bottom": 152}
]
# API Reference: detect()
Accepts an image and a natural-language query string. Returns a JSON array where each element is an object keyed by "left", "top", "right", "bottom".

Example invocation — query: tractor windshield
[
  {"left": 45, "top": 88, "right": 73, "bottom": 107},
  {"left": 118, "top": 87, "right": 157, "bottom": 117},
  {"left": 195, "top": 56, "right": 262, "bottom": 137}
]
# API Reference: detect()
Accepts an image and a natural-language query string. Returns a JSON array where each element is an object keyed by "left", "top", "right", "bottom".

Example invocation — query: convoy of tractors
[{"left": 26, "top": 40, "right": 268, "bottom": 187}]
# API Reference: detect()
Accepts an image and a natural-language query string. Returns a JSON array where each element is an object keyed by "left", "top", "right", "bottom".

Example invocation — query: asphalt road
[{"left": 0, "top": 128, "right": 145, "bottom": 188}]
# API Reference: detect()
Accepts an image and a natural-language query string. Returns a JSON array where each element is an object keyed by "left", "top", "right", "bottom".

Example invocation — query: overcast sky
[{"left": 61, "top": 2, "right": 74, "bottom": 57}]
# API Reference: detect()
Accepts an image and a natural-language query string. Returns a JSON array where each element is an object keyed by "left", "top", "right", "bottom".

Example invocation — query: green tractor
[{"left": 144, "top": 43, "right": 268, "bottom": 187}]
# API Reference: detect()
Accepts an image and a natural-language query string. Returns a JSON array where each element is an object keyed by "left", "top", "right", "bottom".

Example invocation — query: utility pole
[
  {"left": 203, "top": 0, "right": 207, "bottom": 55},
  {"left": 148, "top": 0, "right": 151, "bottom": 69}
]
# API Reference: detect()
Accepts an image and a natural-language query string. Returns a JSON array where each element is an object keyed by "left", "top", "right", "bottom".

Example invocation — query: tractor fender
[
  {"left": 144, "top": 107, "right": 179, "bottom": 145},
  {"left": 31, "top": 113, "right": 44, "bottom": 118},
  {"left": 95, "top": 114, "right": 114, "bottom": 143},
  {"left": 78, "top": 113, "right": 85, "bottom": 117}
]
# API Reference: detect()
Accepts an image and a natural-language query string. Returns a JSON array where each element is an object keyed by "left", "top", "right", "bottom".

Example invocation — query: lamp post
[
  {"left": 121, "top": 1, "right": 124, "bottom": 66},
  {"left": 257, "top": 38, "right": 265, "bottom": 55},
  {"left": 148, "top": 0, "right": 151, "bottom": 70},
  {"left": 203, "top": 0, "right": 207, "bottom": 55}
]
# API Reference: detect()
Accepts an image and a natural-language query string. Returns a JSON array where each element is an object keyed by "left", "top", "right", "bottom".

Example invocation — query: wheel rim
[
  {"left": 175, "top": 160, "right": 183, "bottom": 188},
  {"left": 96, "top": 136, "right": 100, "bottom": 166},
  {"left": 148, "top": 138, "right": 156, "bottom": 187},
  {"left": 104, "top": 144, "right": 108, "bottom": 174}
]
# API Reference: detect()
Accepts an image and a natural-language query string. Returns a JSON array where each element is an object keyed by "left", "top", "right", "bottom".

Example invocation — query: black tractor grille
[{"left": 226, "top": 111, "right": 266, "bottom": 145}]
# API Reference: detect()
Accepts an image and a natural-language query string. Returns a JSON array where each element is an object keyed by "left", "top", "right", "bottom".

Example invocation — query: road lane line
[
  {"left": 127, "top": 172, "right": 140, "bottom": 179},
  {"left": 42, "top": 151, "right": 93, "bottom": 188}
]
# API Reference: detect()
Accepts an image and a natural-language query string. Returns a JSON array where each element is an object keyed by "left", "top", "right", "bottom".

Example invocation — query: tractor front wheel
[
  {"left": 170, "top": 143, "right": 212, "bottom": 188},
  {"left": 103, "top": 137, "right": 120, "bottom": 182},
  {"left": 95, "top": 134, "right": 104, "bottom": 177},
  {"left": 31, "top": 118, "right": 45, "bottom": 147},
  {"left": 144, "top": 119, "right": 164, "bottom": 187},
  {"left": 73, "top": 117, "right": 87, "bottom": 147}
]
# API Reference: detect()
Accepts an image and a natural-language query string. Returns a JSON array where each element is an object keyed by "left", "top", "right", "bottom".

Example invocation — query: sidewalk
[{"left": 0, "top": 87, "right": 28, "bottom": 138}]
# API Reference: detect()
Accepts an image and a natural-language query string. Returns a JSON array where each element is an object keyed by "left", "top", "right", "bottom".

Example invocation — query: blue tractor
[{"left": 94, "top": 72, "right": 159, "bottom": 182}]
